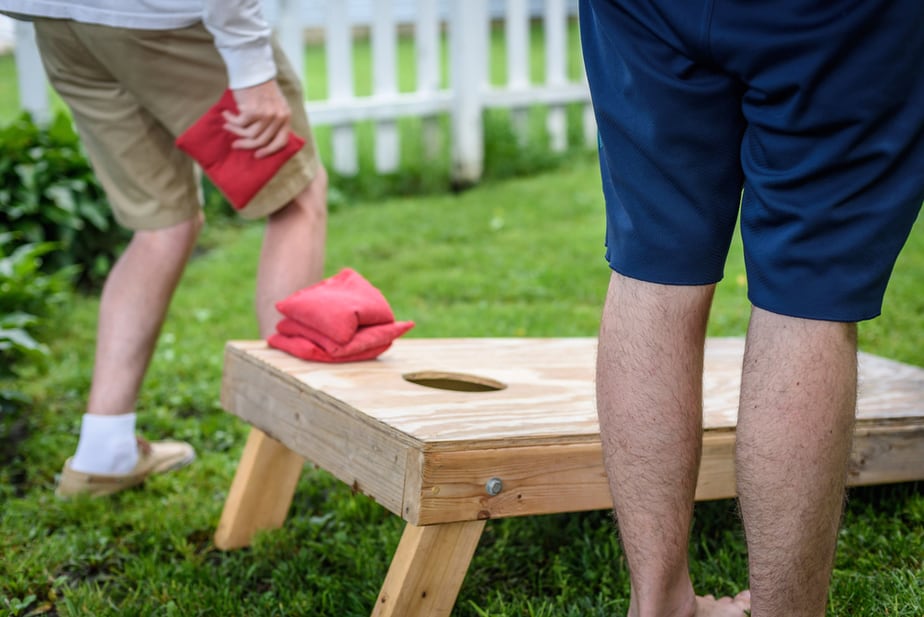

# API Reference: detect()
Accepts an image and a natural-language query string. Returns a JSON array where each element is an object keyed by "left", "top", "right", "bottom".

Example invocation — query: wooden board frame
[
  {"left": 220, "top": 338, "right": 924, "bottom": 526},
  {"left": 215, "top": 337, "right": 924, "bottom": 615}
]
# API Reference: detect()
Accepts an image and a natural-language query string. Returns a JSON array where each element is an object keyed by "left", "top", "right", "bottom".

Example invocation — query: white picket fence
[{"left": 11, "top": 0, "right": 594, "bottom": 183}]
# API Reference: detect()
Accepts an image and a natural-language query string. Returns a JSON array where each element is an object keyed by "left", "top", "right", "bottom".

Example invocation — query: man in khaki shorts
[{"left": 1, "top": 1, "right": 328, "bottom": 497}]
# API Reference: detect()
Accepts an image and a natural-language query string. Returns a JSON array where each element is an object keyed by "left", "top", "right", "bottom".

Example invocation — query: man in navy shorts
[{"left": 580, "top": 0, "right": 923, "bottom": 615}]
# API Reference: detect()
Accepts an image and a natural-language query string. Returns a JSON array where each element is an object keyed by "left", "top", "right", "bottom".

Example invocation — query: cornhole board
[{"left": 214, "top": 337, "right": 924, "bottom": 616}]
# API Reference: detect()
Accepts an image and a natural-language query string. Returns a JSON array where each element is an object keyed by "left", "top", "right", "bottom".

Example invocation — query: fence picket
[
  {"left": 276, "top": 0, "right": 304, "bottom": 86},
  {"left": 505, "top": 0, "right": 531, "bottom": 145},
  {"left": 13, "top": 21, "right": 50, "bottom": 124},
  {"left": 415, "top": 0, "right": 442, "bottom": 159},
  {"left": 449, "top": 0, "right": 488, "bottom": 185},
  {"left": 326, "top": 0, "right": 359, "bottom": 176},
  {"left": 372, "top": 0, "right": 400, "bottom": 173},
  {"left": 544, "top": 0, "right": 568, "bottom": 152}
]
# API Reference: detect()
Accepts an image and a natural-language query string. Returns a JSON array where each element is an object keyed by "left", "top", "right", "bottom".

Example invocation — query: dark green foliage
[
  {"left": 0, "top": 233, "right": 71, "bottom": 372},
  {"left": 0, "top": 112, "right": 128, "bottom": 289},
  {"left": 0, "top": 232, "right": 72, "bottom": 462}
]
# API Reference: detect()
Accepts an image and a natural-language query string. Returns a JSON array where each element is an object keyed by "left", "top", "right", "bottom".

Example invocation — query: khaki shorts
[{"left": 33, "top": 18, "right": 321, "bottom": 230}]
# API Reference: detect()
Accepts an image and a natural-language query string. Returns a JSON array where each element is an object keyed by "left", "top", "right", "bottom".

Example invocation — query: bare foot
[{"left": 696, "top": 591, "right": 751, "bottom": 616}]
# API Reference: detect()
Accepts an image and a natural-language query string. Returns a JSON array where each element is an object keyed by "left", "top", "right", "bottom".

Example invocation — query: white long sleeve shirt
[{"left": 0, "top": 0, "right": 276, "bottom": 89}]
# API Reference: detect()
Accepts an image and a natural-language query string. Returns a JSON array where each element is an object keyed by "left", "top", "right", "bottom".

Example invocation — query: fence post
[
  {"left": 325, "top": 0, "right": 359, "bottom": 176},
  {"left": 275, "top": 0, "right": 305, "bottom": 84},
  {"left": 372, "top": 0, "right": 399, "bottom": 173},
  {"left": 544, "top": 0, "right": 568, "bottom": 152},
  {"left": 449, "top": 0, "right": 487, "bottom": 186},
  {"left": 14, "top": 20, "right": 51, "bottom": 124},
  {"left": 415, "top": 0, "right": 441, "bottom": 160},
  {"left": 505, "top": 0, "right": 530, "bottom": 146}
]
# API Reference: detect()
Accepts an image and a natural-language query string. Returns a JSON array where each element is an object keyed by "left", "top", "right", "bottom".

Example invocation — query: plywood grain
[{"left": 221, "top": 338, "right": 924, "bottom": 525}]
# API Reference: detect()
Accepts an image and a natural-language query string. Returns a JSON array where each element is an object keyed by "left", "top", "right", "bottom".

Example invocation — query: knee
[
  {"left": 167, "top": 211, "right": 204, "bottom": 249},
  {"left": 271, "top": 165, "right": 329, "bottom": 226},
  {"left": 131, "top": 211, "right": 204, "bottom": 254},
  {"left": 185, "top": 210, "right": 205, "bottom": 238},
  {"left": 296, "top": 165, "right": 328, "bottom": 220}
]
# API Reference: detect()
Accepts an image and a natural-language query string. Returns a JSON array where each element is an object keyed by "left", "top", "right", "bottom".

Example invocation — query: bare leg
[
  {"left": 255, "top": 166, "right": 328, "bottom": 337},
  {"left": 89, "top": 165, "right": 327, "bottom": 412},
  {"left": 736, "top": 308, "right": 856, "bottom": 617},
  {"left": 597, "top": 272, "right": 749, "bottom": 617},
  {"left": 87, "top": 213, "right": 204, "bottom": 416}
]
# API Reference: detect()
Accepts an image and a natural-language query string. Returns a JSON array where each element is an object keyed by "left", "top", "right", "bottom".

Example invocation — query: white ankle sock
[{"left": 70, "top": 413, "right": 139, "bottom": 475}]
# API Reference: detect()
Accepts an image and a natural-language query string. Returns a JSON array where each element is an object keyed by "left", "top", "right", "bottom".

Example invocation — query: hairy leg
[
  {"left": 255, "top": 166, "right": 328, "bottom": 337},
  {"left": 86, "top": 213, "right": 204, "bottom": 416},
  {"left": 736, "top": 308, "right": 857, "bottom": 617},
  {"left": 598, "top": 272, "right": 748, "bottom": 617}
]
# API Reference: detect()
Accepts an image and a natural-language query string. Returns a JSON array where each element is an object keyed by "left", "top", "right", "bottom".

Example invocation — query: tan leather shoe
[{"left": 56, "top": 437, "right": 195, "bottom": 498}]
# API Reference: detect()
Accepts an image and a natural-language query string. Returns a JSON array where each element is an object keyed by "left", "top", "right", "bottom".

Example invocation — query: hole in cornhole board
[{"left": 402, "top": 371, "right": 507, "bottom": 392}]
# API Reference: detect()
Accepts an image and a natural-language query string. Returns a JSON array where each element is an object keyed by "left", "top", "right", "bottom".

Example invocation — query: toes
[
  {"left": 695, "top": 591, "right": 751, "bottom": 616},
  {"left": 733, "top": 590, "right": 751, "bottom": 609}
]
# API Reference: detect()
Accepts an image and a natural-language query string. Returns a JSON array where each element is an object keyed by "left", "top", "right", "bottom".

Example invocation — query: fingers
[
  {"left": 224, "top": 80, "right": 293, "bottom": 158},
  {"left": 222, "top": 110, "right": 289, "bottom": 157},
  {"left": 254, "top": 123, "right": 291, "bottom": 158}
]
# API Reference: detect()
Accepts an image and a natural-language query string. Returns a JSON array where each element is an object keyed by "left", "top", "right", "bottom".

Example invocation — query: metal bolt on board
[{"left": 485, "top": 477, "right": 503, "bottom": 496}]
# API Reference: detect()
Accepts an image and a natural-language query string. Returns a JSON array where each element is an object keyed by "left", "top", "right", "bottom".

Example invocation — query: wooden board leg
[
  {"left": 372, "top": 520, "right": 486, "bottom": 617},
  {"left": 214, "top": 428, "right": 305, "bottom": 550}
]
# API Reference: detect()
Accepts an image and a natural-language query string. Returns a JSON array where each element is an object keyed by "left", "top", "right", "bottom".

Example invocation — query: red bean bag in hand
[{"left": 175, "top": 89, "right": 305, "bottom": 210}]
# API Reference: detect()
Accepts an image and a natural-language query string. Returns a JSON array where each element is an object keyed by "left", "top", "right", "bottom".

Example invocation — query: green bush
[
  {"left": 0, "top": 232, "right": 72, "bottom": 422},
  {"left": 0, "top": 112, "right": 128, "bottom": 289}
]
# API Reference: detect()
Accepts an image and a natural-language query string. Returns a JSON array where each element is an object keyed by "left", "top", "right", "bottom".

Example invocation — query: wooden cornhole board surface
[{"left": 218, "top": 337, "right": 924, "bottom": 616}]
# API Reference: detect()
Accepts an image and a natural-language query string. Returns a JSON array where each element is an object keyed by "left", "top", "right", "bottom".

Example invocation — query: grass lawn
[{"left": 2, "top": 152, "right": 923, "bottom": 616}]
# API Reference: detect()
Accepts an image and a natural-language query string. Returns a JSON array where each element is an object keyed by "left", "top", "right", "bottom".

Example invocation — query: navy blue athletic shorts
[{"left": 580, "top": 0, "right": 924, "bottom": 321}]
